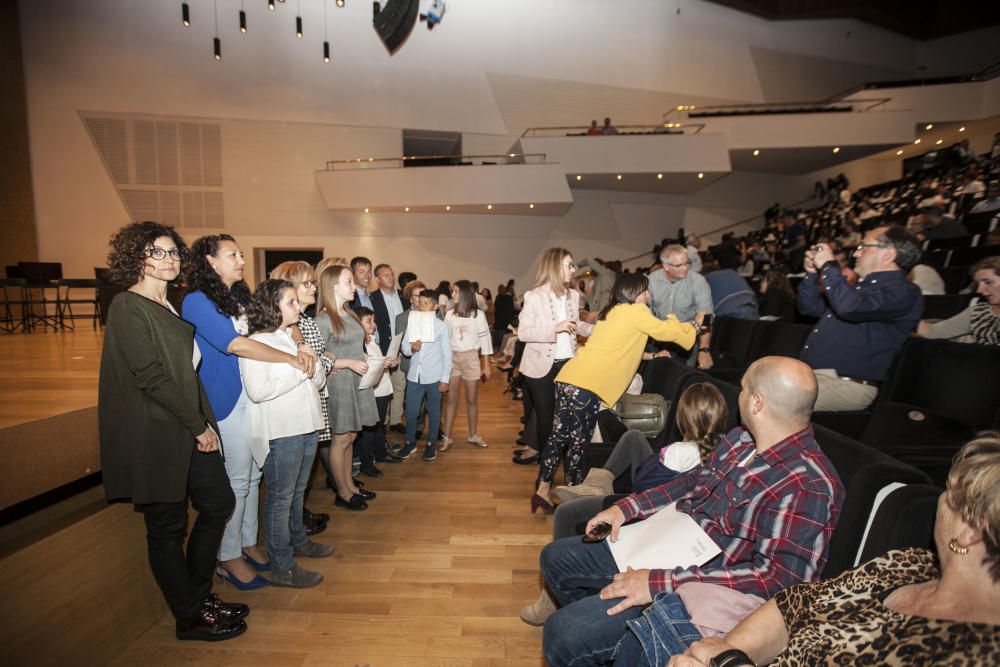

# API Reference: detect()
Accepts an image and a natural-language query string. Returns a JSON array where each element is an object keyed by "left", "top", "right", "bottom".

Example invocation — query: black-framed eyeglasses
[
  {"left": 666, "top": 260, "right": 691, "bottom": 268},
  {"left": 145, "top": 247, "right": 181, "bottom": 260}
]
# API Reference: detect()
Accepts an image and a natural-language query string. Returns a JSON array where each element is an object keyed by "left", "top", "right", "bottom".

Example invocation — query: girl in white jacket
[{"left": 240, "top": 279, "right": 332, "bottom": 589}]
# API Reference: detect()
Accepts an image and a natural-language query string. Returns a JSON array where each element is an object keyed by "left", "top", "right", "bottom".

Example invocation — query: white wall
[{"left": 16, "top": 0, "right": 994, "bottom": 289}]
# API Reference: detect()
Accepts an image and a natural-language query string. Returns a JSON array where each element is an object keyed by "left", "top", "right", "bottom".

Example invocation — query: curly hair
[
  {"left": 185, "top": 234, "right": 251, "bottom": 319},
  {"left": 247, "top": 279, "right": 293, "bottom": 334},
  {"left": 106, "top": 221, "right": 189, "bottom": 287}
]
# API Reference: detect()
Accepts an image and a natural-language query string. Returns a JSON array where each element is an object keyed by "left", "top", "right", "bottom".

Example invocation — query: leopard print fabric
[{"left": 772, "top": 548, "right": 999, "bottom": 666}]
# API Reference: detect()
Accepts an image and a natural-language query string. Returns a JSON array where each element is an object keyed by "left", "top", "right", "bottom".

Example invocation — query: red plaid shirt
[{"left": 617, "top": 425, "right": 844, "bottom": 599}]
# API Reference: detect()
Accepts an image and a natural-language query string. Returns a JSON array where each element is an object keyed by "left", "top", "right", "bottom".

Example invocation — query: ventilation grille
[{"left": 82, "top": 113, "right": 224, "bottom": 229}]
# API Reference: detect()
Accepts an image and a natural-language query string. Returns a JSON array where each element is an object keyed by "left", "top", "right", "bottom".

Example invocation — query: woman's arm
[
  {"left": 681, "top": 599, "right": 789, "bottom": 667},
  {"left": 917, "top": 305, "right": 972, "bottom": 340},
  {"left": 634, "top": 308, "right": 698, "bottom": 350},
  {"left": 240, "top": 355, "right": 308, "bottom": 403}
]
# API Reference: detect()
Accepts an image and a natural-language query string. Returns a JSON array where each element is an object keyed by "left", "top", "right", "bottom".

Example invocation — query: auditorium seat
[
  {"left": 854, "top": 484, "right": 940, "bottom": 566},
  {"left": 961, "top": 210, "right": 998, "bottom": 237},
  {"left": 936, "top": 265, "right": 972, "bottom": 294},
  {"left": 950, "top": 243, "right": 999, "bottom": 267},
  {"left": 921, "top": 293, "right": 975, "bottom": 319},
  {"left": 709, "top": 319, "right": 810, "bottom": 384},
  {"left": 707, "top": 316, "right": 758, "bottom": 373}
]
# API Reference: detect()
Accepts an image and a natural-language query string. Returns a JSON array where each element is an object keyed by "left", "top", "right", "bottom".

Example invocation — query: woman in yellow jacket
[{"left": 531, "top": 272, "right": 702, "bottom": 513}]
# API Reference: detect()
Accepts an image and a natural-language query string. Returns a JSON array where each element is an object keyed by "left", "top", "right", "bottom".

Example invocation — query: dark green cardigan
[{"left": 99, "top": 291, "right": 219, "bottom": 504}]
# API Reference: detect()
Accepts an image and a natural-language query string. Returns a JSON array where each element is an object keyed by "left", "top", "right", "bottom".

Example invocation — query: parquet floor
[{"left": 110, "top": 372, "right": 554, "bottom": 666}]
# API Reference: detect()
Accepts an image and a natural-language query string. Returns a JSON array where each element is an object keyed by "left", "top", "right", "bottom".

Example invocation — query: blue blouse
[{"left": 182, "top": 290, "right": 243, "bottom": 421}]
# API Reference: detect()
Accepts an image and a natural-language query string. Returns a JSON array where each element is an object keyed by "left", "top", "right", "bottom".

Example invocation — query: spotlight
[
  {"left": 213, "top": 37, "right": 222, "bottom": 60},
  {"left": 935, "top": 139, "right": 943, "bottom": 145},
  {"left": 445, "top": 205, "right": 451, "bottom": 211},
  {"left": 268, "top": 0, "right": 275, "bottom": 10},
  {"left": 752, "top": 149, "right": 760, "bottom": 156},
  {"left": 576, "top": 175, "right": 582, "bottom": 181},
  {"left": 529, "top": 204, "right": 534, "bottom": 209},
  {"left": 697, "top": 172, "right": 704, "bottom": 179},
  {"left": 296, "top": 15, "right": 303, "bottom": 37},
  {"left": 323, "top": 41, "right": 330, "bottom": 62},
  {"left": 896, "top": 149, "right": 904, "bottom": 155},
  {"left": 487, "top": 204, "right": 493, "bottom": 210},
  {"left": 657, "top": 173, "right": 663, "bottom": 179},
  {"left": 239, "top": 9, "right": 247, "bottom": 32},
  {"left": 914, "top": 139, "right": 921, "bottom": 144},
  {"left": 419, "top": 0, "right": 446, "bottom": 30},
  {"left": 182, "top": 2, "right": 191, "bottom": 26},
  {"left": 404, "top": 206, "right": 409, "bottom": 212},
  {"left": 337, "top": 0, "right": 345, "bottom": 5},
  {"left": 959, "top": 126, "right": 966, "bottom": 132},
  {"left": 832, "top": 147, "right": 840, "bottom": 154},
  {"left": 616, "top": 174, "right": 622, "bottom": 181},
  {"left": 925, "top": 123, "right": 933, "bottom": 130},
  {"left": 364, "top": 207, "right": 369, "bottom": 213}
]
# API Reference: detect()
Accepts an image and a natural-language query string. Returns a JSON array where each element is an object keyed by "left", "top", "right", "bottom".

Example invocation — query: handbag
[{"left": 609, "top": 393, "right": 669, "bottom": 437}]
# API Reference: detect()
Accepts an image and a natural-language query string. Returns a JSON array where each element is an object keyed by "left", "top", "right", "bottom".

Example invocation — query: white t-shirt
[
  {"left": 658, "top": 441, "right": 702, "bottom": 473},
  {"left": 444, "top": 310, "right": 493, "bottom": 355}
]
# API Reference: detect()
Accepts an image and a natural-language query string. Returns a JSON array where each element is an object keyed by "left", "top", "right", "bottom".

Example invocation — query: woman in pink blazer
[{"left": 513, "top": 248, "right": 593, "bottom": 464}]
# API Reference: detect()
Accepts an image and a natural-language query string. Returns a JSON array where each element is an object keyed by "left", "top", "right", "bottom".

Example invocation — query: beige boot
[
  {"left": 519, "top": 588, "right": 558, "bottom": 626},
  {"left": 553, "top": 468, "right": 615, "bottom": 503}
]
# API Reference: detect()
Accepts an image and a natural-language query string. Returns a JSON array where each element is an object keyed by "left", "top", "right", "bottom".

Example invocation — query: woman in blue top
[{"left": 183, "top": 234, "right": 316, "bottom": 589}]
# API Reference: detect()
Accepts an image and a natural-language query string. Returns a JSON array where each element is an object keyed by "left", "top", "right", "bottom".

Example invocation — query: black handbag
[{"left": 610, "top": 394, "right": 669, "bottom": 437}]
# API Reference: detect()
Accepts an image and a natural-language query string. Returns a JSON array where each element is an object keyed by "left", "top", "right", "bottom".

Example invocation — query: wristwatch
[{"left": 709, "top": 649, "right": 756, "bottom": 667}]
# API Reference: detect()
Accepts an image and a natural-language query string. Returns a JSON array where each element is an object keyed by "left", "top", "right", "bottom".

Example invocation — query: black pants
[
  {"left": 356, "top": 395, "right": 391, "bottom": 463},
  {"left": 135, "top": 448, "right": 235, "bottom": 623},
  {"left": 524, "top": 358, "right": 568, "bottom": 453}
]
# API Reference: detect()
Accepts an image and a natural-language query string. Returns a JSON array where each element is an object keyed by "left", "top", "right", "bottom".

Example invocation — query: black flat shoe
[
  {"left": 334, "top": 494, "right": 368, "bottom": 511},
  {"left": 305, "top": 507, "right": 330, "bottom": 522},
  {"left": 353, "top": 477, "right": 366, "bottom": 488},
  {"left": 176, "top": 608, "right": 247, "bottom": 642},
  {"left": 513, "top": 453, "right": 540, "bottom": 465},
  {"left": 360, "top": 464, "right": 384, "bottom": 478},
  {"left": 356, "top": 488, "right": 377, "bottom": 501},
  {"left": 204, "top": 594, "right": 249, "bottom": 622}
]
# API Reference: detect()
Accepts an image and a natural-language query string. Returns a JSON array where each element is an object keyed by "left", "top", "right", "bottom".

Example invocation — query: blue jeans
[
  {"left": 262, "top": 432, "right": 318, "bottom": 571},
  {"left": 405, "top": 380, "right": 441, "bottom": 444},
  {"left": 541, "top": 536, "right": 643, "bottom": 666},
  {"left": 615, "top": 592, "right": 702, "bottom": 666}
]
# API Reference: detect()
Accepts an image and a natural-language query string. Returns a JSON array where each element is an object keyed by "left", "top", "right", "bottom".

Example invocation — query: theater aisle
[{"left": 111, "top": 374, "right": 554, "bottom": 666}]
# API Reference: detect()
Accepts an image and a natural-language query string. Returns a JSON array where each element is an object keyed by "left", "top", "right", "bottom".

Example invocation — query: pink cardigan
[{"left": 518, "top": 285, "right": 593, "bottom": 379}]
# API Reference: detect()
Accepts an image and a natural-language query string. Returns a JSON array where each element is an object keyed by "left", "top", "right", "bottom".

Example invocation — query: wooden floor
[{"left": 110, "top": 367, "right": 553, "bottom": 665}]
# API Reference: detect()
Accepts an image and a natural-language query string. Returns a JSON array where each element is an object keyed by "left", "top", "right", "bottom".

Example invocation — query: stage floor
[{"left": 0, "top": 328, "right": 103, "bottom": 430}]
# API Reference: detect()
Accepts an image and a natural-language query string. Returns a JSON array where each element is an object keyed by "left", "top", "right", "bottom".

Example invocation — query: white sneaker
[
  {"left": 467, "top": 434, "right": 488, "bottom": 448},
  {"left": 439, "top": 435, "right": 453, "bottom": 452}
]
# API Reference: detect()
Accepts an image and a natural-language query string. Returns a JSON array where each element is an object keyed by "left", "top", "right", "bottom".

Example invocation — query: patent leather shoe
[
  {"left": 513, "top": 452, "right": 540, "bottom": 465},
  {"left": 356, "top": 488, "right": 377, "bottom": 501},
  {"left": 334, "top": 494, "right": 368, "bottom": 511},
  {"left": 530, "top": 493, "right": 556, "bottom": 515},
  {"left": 204, "top": 593, "right": 249, "bottom": 622},
  {"left": 176, "top": 607, "right": 247, "bottom": 642}
]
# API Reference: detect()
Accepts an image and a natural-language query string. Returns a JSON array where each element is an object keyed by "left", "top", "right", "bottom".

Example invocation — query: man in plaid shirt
[{"left": 541, "top": 357, "right": 844, "bottom": 666}]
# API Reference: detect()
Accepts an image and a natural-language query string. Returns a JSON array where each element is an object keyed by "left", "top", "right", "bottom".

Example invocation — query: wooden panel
[{"left": 0, "top": 503, "right": 165, "bottom": 666}]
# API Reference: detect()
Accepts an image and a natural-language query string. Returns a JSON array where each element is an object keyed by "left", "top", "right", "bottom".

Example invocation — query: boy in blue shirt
[{"left": 400, "top": 290, "right": 451, "bottom": 461}]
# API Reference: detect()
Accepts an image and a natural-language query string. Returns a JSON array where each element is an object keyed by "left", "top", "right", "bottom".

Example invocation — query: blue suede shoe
[
  {"left": 217, "top": 566, "right": 270, "bottom": 590},
  {"left": 242, "top": 552, "right": 270, "bottom": 572}
]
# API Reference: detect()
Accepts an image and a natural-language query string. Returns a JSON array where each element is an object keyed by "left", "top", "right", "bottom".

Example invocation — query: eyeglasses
[
  {"left": 853, "top": 243, "right": 888, "bottom": 254},
  {"left": 145, "top": 247, "right": 181, "bottom": 261},
  {"left": 301, "top": 280, "right": 317, "bottom": 288},
  {"left": 665, "top": 260, "right": 691, "bottom": 268}
]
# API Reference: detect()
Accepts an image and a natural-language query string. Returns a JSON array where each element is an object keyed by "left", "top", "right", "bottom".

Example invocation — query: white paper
[
  {"left": 385, "top": 333, "right": 403, "bottom": 360},
  {"left": 406, "top": 311, "right": 436, "bottom": 343},
  {"left": 608, "top": 502, "right": 721, "bottom": 573},
  {"left": 357, "top": 356, "right": 386, "bottom": 391}
]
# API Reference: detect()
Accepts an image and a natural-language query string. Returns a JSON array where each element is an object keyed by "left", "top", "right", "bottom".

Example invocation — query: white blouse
[
  {"left": 239, "top": 329, "right": 326, "bottom": 466},
  {"left": 444, "top": 309, "right": 493, "bottom": 355}
]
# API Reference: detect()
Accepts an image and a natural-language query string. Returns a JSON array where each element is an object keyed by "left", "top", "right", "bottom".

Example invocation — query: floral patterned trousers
[{"left": 538, "top": 382, "right": 603, "bottom": 486}]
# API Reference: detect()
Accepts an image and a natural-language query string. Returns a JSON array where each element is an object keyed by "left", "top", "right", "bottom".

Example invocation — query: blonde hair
[
  {"left": 315, "top": 257, "right": 346, "bottom": 312},
  {"left": 531, "top": 247, "right": 572, "bottom": 296},
  {"left": 946, "top": 431, "right": 1000, "bottom": 582},
  {"left": 318, "top": 264, "right": 360, "bottom": 338},
  {"left": 269, "top": 260, "right": 314, "bottom": 285},
  {"left": 675, "top": 382, "right": 729, "bottom": 460}
]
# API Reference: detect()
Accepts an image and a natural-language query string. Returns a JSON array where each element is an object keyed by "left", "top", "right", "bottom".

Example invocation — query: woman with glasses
[
  {"left": 99, "top": 222, "right": 246, "bottom": 641},
  {"left": 183, "top": 235, "right": 316, "bottom": 590},
  {"left": 514, "top": 248, "right": 593, "bottom": 466},
  {"left": 530, "top": 272, "right": 700, "bottom": 514}
]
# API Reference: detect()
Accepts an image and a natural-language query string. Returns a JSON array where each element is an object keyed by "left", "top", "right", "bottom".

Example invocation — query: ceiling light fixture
[
  {"left": 268, "top": 0, "right": 275, "bottom": 10},
  {"left": 914, "top": 139, "right": 921, "bottom": 144},
  {"left": 616, "top": 174, "right": 622, "bottom": 181},
  {"left": 959, "top": 126, "right": 966, "bottom": 132},
  {"left": 296, "top": 0, "right": 303, "bottom": 38},
  {"left": 323, "top": 0, "right": 330, "bottom": 61},
  {"left": 445, "top": 205, "right": 451, "bottom": 211},
  {"left": 529, "top": 204, "right": 534, "bottom": 209},
  {"left": 239, "top": 4, "right": 247, "bottom": 33},
  {"left": 832, "top": 147, "right": 840, "bottom": 154},
  {"left": 657, "top": 173, "right": 663, "bottom": 180},
  {"left": 337, "top": 0, "right": 345, "bottom": 6},
  {"left": 182, "top": 2, "right": 191, "bottom": 26},
  {"left": 212, "top": 0, "right": 221, "bottom": 60},
  {"left": 896, "top": 149, "right": 904, "bottom": 155},
  {"left": 364, "top": 208, "right": 369, "bottom": 213},
  {"left": 935, "top": 139, "right": 943, "bottom": 145},
  {"left": 697, "top": 172, "right": 704, "bottom": 179},
  {"left": 925, "top": 123, "right": 933, "bottom": 130},
  {"left": 487, "top": 204, "right": 493, "bottom": 210},
  {"left": 576, "top": 175, "right": 582, "bottom": 181},
  {"left": 752, "top": 149, "right": 760, "bottom": 156},
  {"left": 404, "top": 207, "right": 409, "bottom": 212}
]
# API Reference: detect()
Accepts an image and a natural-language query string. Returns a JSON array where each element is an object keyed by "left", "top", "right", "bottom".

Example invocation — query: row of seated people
[{"left": 522, "top": 354, "right": 1000, "bottom": 664}]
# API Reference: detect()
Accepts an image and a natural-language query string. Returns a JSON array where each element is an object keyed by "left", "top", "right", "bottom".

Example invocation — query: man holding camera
[{"left": 797, "top": 225, "right": 923, "bottom": 411}]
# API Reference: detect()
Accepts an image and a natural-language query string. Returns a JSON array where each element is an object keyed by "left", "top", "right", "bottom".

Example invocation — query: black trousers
[
  {"left": 135, "top": 448, "right": 235, "bottom": 623},
  {"left": 356, "top": 394, "right": 391, "bottom": 463},
  {"left": 524, "top": 358, "right": 568, "bottom": 453}
]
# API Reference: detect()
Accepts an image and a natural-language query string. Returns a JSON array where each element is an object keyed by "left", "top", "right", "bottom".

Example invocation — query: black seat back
[
  {"left": 708, "top": 317, "right": 759, "bottom": 370},
  {"left": 921, "top": 293, "right": 975, "bottom": 320},
  {"left": 856, "top": 484, "right": 940, "bottom": 566}
]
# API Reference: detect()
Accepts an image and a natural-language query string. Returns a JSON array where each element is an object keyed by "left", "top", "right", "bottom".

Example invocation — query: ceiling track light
[
  {"left": 214, "top": 37, "right": 222, "bottom": 60},
  {"left": 337, "top": 0, "right": 345, "bottom": 6},
  {"left": 182, "top": 2, "right": 191, "bottom": 26},
  {"left": 239, "top": 9, "right": 247, "bottom": 32},
  {"left": 697, "top": 172, "right": 704, "bottom": 179},
  {"left": 323, "top": 41, "right": 330, "bottom": 62},
  {"left": 925, "top": 123, "right": 933, "bottom": 130},
  {"left": 323, "top": 0, "right": 330, "bottom": 61},
  {"left": 268, "top": 0, "right": 275, "bottom": 10},
  {"left": 296, "top": 15, "right": 303, "bottom": 37}
]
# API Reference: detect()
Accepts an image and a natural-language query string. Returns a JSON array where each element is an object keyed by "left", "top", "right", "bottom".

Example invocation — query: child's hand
[
  {"left": 411, "top": 340, "right": 422, "bottom": 352},
  {"left": 438, "top": 382, "right": 449, "bottom": 393}
]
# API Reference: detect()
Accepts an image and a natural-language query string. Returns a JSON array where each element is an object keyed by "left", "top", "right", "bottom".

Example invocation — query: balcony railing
[
  {"left": 324, "top": 152, "right": 548, "bottom": 171},
  {"left": 520, "top": 123, "right": 704, "bottom": 138}
]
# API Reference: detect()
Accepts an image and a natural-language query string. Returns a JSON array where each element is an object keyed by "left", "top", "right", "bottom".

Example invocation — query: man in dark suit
[{"left": 370, "top": 263, "right": 410, "bottom": 431}]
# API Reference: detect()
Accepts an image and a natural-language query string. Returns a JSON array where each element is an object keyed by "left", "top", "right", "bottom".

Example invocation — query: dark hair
[
  {"left": 435, "top": 280, "right": 451, "bottom": 298},
  {"left": 355, "top": 306, "right": 374, "bottom": 319},
  {"left": 480, "top": 287, "right": 492, "bottom": 300},
  {"left": 419, "top": 289, "right": 438, "bottom": 301},
  {"left": 598, "top": 273, "right": 650, "bottom": 320},
  {"left": 874, "top": 225, "right": 922, "bottom": 272},
  {"left": 452, "top": 279, "right": 479, "bottom": 318},
  {"left": 675, "top": 382, "right": 729, "bottom": 460},
  {"left": 373, "top": 263, "right": 391, "bottom": 278},
  {"left": 350, "top": 256, "right": 372, "bottom": 272},
  {"left": 106, "top": 221, "right": 189, "bottom": 287},
  {"left": 763, "top": 270, "right": 795, "bottom": 300},
  {"left": 397, "top": 271, "right": 417, "bottom": 288},
  {"left": 186, "top": 234, "right": 251, "bottom": 318},
  {"left": 248, "top": 279, "right": 293, "bottom": 334}
]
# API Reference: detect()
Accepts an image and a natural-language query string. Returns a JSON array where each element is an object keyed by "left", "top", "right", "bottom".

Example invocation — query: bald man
[{"left": 539, "top": 358, "right": 844, "bottom": 667}]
